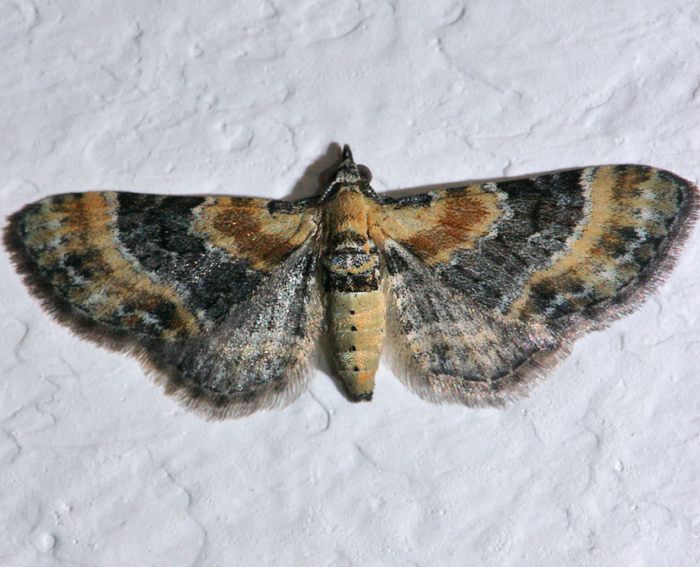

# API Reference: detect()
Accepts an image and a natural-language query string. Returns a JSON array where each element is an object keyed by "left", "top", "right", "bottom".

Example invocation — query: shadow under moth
[{"left": 4, "top": 146, "right": 698, "bottom": 419}]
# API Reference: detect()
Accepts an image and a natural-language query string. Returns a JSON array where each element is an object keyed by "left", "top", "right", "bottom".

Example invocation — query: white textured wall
[{"left": 1, "top": 1, "right": 699, "bottom": 565}]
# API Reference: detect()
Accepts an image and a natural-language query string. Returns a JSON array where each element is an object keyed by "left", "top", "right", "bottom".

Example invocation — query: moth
[{"left": 4, "top": 146, "right": 698, "bottom": 419}]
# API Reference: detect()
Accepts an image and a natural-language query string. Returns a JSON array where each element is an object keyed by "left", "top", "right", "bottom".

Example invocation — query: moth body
[
  {"left": 5, "top": 143, "right": 698, "bottom": 419},
  {"left": 323, "top": 185, "right": 385, "bottom": 401}
]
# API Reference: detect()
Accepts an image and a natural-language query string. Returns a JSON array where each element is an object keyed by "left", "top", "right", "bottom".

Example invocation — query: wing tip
[
  {"left": 565, "top": 168, "right": 699, "bottom": 332},
  {"left": 4, "top": 202, "right": 152, "bottom": 355}
]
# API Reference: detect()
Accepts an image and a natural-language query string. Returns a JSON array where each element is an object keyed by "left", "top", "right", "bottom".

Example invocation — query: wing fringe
[{"left": 383, "top": 278, "right": 572, "bottom": 407}]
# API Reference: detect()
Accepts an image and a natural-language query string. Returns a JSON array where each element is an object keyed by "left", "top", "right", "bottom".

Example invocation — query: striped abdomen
[{"left": 324, "top": 190, "right": 386, "bottom": 401}]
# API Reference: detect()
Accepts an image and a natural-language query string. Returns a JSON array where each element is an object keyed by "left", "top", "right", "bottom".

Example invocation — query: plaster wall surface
[{"left": 1, "top": 1, "right": 699, "bottom": 565}]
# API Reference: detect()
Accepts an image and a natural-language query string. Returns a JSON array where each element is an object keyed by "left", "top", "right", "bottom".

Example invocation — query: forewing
[
  {"left": 375, "top": 166, "right": 697, "bottom": 404},
  {"left": 501, "top": 166, "right": 697, "bottom": 333},
  {"left": 5, "top": 191, "right": 321, "bottom": 418}
]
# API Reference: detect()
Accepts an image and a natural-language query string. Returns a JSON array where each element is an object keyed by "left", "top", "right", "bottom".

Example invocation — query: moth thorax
[{"left": 328, "top": 289, "right": 386, "bottom": 402}]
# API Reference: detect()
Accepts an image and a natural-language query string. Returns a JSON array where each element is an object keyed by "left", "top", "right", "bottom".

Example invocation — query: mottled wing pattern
[
  {"left": 158, "top": 238, "right": 323, "bottom": 418},
  {"left": 380, "top": 240, "right": 560, "bottom": 404},
  {"left": 375, "top": 166, "right": 697, "bottom": 405},
  {"left": 5, "top": 192, "right": 322, "bottom": 418}
]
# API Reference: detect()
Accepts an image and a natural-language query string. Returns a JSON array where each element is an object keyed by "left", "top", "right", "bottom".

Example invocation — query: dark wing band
[
  {"left": 5, "top": 191, "right": 321, "bottom": 418},
  {"left": 375, "top": 165, "right": 697, "bottom": 404}
]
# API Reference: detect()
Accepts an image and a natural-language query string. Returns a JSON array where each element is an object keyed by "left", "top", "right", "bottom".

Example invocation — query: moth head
[
  {"left": 319, "top": 145, "right": 376, "bottom": 203},
  {"left": 333, "top": 144, "right": 364, "bottom": 185}
]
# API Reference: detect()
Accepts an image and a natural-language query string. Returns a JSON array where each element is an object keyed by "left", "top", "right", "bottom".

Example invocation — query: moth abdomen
[
  {"left": 322, "top": 183, "right": 387, "bottom": 401},
  {"left": 324, "top": 247, "right": 385, "bottom": 399},
  {"left": 328, "top": 289, "right": 386, "bottom": 401}
]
